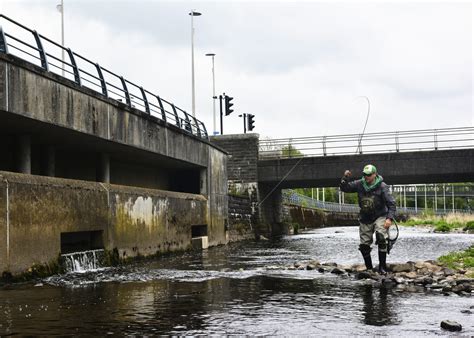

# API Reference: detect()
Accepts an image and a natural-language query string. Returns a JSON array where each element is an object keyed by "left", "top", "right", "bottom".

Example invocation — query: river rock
[
  {"left": 331, "top": 267, "right": 345, "bottom": 275},
  {"left": 355, "top": 271, "right": 372, "bottom": 280},
  {"left": 392, "top": 263, "right": 413, "bottom": 273},
  {"left": 442, "top": 268, "right": 456, "bottom": 276},
  {"left": 398, "top": 271, "right": 418, "bottom": 279},
  {"left": 460, "top": 309, "right": 472, "bottom": 314},
  {"left": 455, "top": 278, "right": 473, "bottom": 285},
  {"left": 414, "top": 261, "right": 424, "bottom": 269},
  {"left": 353, "top": 264, "right": 367, "bottom": 272},
  {"left": 414, "top": 276, "right": 434, "bottom": 285},
  {"left": 306, "top": 264, "right": 317, "bottom": 270},
  {"left": 440, "top": 320, "right": 462, "bottom": 331},
  {"left": 308, "top": 259, "right": 320, "bottom": 266},
  {"left": 381, "top": 277, "right": 396, "bottom": 285},
  {"left": 428, "top": 284, "right": 444, "bottom": 290},
  {"left": 294, "top": 262, "right": 305, "bottom": 269},
  {"left": 452, "top": 283, "right": 471, "bottom": 294}
]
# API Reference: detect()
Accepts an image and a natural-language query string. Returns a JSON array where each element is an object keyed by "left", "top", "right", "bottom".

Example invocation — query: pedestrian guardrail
[
  {"left": 282, "top": 190, "right": 472, "bottom": 215},
  {"left": 0, "top": 14, "right": 208, "bottom": 139},
  {"left": 260, "top": 127, "right": 474, "bottom": 159}
]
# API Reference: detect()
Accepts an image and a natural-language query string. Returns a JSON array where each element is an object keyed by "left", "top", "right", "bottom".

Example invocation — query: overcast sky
[{"left": 1, "top": 0, "right": 472, "bottom": 139}]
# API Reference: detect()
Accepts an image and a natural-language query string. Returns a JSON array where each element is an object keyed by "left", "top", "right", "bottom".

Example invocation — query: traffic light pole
[
  {"left": 239, "top": 113, "right": 247, "bottom": 134},
  {"left": 219, "top": 94, "right": 223, "bottom": 135}
]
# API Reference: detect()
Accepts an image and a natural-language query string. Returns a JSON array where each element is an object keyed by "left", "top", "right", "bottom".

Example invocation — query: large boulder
[
  {"left": 440, "top": 320, "right": 462, "bottom": 332},
  {"left": 391, "top": 263, "right": 413, "bottom": 273}
]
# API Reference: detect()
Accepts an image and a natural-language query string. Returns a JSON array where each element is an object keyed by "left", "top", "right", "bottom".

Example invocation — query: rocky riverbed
[{"left": 288, "top": 259, "right": 473, "bottom": 295}]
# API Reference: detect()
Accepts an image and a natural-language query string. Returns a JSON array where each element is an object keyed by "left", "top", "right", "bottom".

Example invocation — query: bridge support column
[
  {"left": 257, "top": 184, "right": 286, "bottom": 237},
  {"left": 45, "top": 146, "right": 55, "bottom": 177},
  {"left": 17, "top": 135, "right": 31, "bottom": 174},
  {"left": 97, "top": 153, "right": 110, "bottom": 183}
]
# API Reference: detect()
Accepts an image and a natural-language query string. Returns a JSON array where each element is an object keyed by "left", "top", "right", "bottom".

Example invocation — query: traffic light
[
  {"left": 224, "top": 95, "right": 234, "bottom": 116},
  {"left": 247, "top": 114, "right": 255, "bottom": 131}
]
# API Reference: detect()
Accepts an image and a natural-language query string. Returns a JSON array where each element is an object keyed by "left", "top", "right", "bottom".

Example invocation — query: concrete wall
[
  {"left": 0, "top": 171, "right": 227, "bottom": 276},
  {"left": 227, "top": 195, "right": 256, "bottom": 242},
  {"left": 210, "top": 134, "right": 259, "bottom": 238},
  {"left": 283, "top": 204, "right": 359, "bottom": 230},
  {"left": 210, "top": 134, "right": 259, "bottom": 194},
  {"left": 206, "top": 146, "right": 229, "bottom": 246}
]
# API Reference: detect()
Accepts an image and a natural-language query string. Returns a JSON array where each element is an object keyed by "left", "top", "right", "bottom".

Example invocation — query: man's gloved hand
[{"left": 344, "top": 170, "right": 352, "bottom": 178}]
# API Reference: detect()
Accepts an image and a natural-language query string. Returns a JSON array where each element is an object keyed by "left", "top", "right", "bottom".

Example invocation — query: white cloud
[{"left": 1, "top": 0, "right": 472, "bottom": 139}]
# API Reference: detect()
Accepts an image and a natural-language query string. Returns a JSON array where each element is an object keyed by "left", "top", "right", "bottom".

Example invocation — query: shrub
[
  {"left": 464, "top": 220, "right": 474, "bottom": 230},
  {"left": 434, "top": 223, "right": 451, "bottom": 232}
]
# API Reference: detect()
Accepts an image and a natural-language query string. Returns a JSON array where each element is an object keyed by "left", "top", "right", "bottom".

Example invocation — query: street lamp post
[
  {"left": 56, "top": 0, "right": 65, "bottom": 76},
  {"left": 189, "top": 10, "right": 202, "bottom": 118},
  {"left": 205, "top": 53, "right": 217, "bottom": 135}
]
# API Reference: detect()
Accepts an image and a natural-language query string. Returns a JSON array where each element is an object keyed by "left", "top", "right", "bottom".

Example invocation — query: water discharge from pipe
[{"left": 61, "top": 249, "right": 105, "bottom": 273}]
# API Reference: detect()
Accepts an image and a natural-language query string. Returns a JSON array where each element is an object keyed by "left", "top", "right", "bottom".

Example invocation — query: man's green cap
[{"left": 362, "top": 164, "right": 377, "bottom": 175}]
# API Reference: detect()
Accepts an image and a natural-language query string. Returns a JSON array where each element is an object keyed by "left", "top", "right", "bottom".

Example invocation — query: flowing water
[{"left": 1, "top": 226, "right": 473, "bottom": 335}]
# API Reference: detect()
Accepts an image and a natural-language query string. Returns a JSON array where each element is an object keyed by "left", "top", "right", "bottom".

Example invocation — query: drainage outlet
[{"left": 60, "top": 230, "right": 104, "bottom": 254}]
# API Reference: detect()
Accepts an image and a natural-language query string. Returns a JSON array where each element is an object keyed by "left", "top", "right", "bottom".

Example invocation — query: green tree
[{"left": 281, "top": 145, "right": 303, "bottom": 158}]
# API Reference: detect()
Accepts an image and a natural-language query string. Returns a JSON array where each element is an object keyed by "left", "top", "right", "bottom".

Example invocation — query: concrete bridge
[
  {"left": 212, "top": 131, "right": 474, "bottom": 236},
  {"left": 258, "top": 148, "right": 474, "bottom": 188},
  {"left": 0, "top": 16, "right": 229, "bottom": 277}
]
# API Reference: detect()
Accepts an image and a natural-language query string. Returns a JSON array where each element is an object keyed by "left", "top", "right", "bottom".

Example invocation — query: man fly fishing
[{"left": 339, "top": 164, "right": 396, "bottom": 274}]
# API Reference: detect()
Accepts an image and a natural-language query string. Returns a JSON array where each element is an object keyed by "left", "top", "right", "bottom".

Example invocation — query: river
[{"left": 1, "top": 226, "right": 472, "bottom": 335}]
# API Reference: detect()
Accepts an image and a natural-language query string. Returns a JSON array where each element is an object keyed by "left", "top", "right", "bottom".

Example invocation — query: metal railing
[
  {"left": 0, "top": 14, "right": 208, "bottom": 139},
  {"left": 282, "top": 190, "right": 472, "bottom": 215},
  {"left": 260, "top": 127, "right": 474, "bottom": 159}
]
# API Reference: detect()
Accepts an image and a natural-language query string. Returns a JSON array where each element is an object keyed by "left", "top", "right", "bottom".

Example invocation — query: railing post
[
  {"left": 323, "top": 136, "right": 327, "bottom": 156},
  {"left": 183, "top": 112, "right": 193, "bottom": 133},
  {"left": 200, "top": 121, "right": 208, "bottom": 138},
  {"left": 139, "top": 87, "right": 150, "bottom": 114},
  {"left": 434, "top": 129, "right": 438, "bottom": 150},
  {"left": 32, "top": 30, "right": 48, "bottom": 71},
  {"left": 66, "top": 48, "right": 81, "bottom": 85},
  {"left": 395, "top": 131, "right": 399, "bottom": 152},
  {"left": 95, "top": 63, "right": 108, "bottom": 97},
  {"left": 0, "top": 25, "right": 8, "bottom": 53},
  {"left": 120, "top": 77, "right": 131, "bottom": 106},
  {"left": 156, "top": 96, "right": 166, "bottom": 121},
  {"left": 192, "top": 116, "right": 201, "bottom": 137},
  {"left": 171, "top": 104, "right": 180, "bottom": 127},
  {"left": 451, "top": 184, "right": 455, "bottom": 213}
]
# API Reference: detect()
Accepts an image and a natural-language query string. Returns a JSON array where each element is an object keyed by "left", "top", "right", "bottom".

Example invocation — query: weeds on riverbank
[
  {"left": 401, "top": 213, "right": 474, "bottom": 232},
  {"left": 438, "top": 245, "right": 474, "bottom": 277}
]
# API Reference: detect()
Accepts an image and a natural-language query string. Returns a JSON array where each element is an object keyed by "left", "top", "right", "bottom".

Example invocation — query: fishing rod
[
  {"left": 257, "top": 96, "right": 371, "bottom": 211},
  {"left": 355, "top": 96, "right": 370, "bottom": 154}
]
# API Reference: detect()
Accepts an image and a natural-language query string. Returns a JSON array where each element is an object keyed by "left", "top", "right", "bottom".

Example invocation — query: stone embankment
[{"left": 289, "top": 260, "right": 473, "bottom": 295}]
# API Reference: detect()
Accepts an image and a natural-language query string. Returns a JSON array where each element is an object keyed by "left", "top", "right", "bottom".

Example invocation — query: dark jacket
[{"left": 339, "top": 175, "right": 396, "bottom": 224}]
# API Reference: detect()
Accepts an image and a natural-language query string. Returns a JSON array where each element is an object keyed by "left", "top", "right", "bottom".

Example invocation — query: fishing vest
[{"left": 360, "top": 195, "right": 376, "bottom": 216}]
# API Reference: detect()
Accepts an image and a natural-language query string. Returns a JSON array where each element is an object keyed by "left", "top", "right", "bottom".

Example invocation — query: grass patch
[
  {"left": 400, "top": 213, "right": 474, "bottom": 232},
  {"left": 438, "top": 245, "right": 474, "bottom": 275}
]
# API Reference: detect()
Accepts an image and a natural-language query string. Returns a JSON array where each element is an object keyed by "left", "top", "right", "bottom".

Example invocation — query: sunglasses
[{"left": 363, "top": 173, "right": 374, "bottom": 177}]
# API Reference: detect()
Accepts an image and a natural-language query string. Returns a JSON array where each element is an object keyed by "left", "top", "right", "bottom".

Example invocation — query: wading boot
[
  {"left": 359, "top": 245, "right": 373, "bottom": 271},
  {"left": 362, "top": 254, "right": 373, "bottom": 271},
  {"left": 378, "top": 251, "right": 388, "bottom": 275}
]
